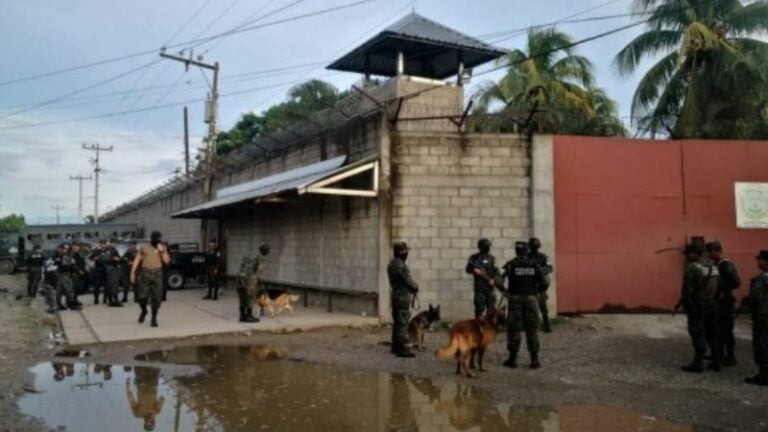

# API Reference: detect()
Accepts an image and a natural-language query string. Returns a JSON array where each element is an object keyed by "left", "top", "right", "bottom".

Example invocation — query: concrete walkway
[{"left": 59, "top": 287, "right": 380, "bottom": 346}]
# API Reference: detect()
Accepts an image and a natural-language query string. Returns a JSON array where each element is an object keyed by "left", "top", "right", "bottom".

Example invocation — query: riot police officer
[
  {"left": 26, "top": 244, "right": 45, "bottom": 298},
  {"left": 502, "top": 241, "right": 542, "bottom": 369},
  {"left": 706, "top": 240, "right": 741, "bottom": 366},
  {"left": 466, "top": 238, "right": 500, "bottom": 318},
  {"left": 203, "top": 241, "right": 223, "bottom": 301},
  {"left": 387, "top": 241, "right": 418, "bottom": 358},
  {"left": 102, "top": 238, "right": 123, "bottom": 307},
  {"left": 55, "top": 243, "right": 82, "bottom": 311},
  {"left": 89, "top": 239, "right": 107, "bottom": 305},
  {"left": 528, "top": 238, "right": 554, "bottom": 333}
]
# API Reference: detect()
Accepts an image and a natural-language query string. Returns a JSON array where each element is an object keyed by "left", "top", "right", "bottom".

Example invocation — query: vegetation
[
  {"left": 217, "top": 80, "right": 346, "bottom": 154},
  {"left": 0, "top": 214, "right": 25, "bottom": 233},
  {"left": 616, "top": 0, "right": 768, "bottom": 139},
  {"left": 472, "top": 28, "right": 626, "bottom": 136}
]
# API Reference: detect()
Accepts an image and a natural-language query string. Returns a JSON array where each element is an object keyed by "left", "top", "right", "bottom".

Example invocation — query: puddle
[{"left": 21, "top": 345, "right": 710, "bottom": 432}]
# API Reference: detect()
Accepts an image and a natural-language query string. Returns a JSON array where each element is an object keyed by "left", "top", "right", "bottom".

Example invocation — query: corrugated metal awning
[{"left": 172, "top": 156, "right": 378, "bottom": 219}]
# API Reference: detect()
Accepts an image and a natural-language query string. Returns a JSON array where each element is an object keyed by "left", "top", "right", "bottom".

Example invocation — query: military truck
[{"left": 164, "top": 243, "right": 210, "bottom": 289}]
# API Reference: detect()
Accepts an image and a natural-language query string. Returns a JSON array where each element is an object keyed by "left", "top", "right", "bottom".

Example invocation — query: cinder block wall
[
  {"left": 390, "top": 131, "right": 531, "bottom": 320},
  {"left": 108, "top": 186, "right": 203, "bottom": 243}
]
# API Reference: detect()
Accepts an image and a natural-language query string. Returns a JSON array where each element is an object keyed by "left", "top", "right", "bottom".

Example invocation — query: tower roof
[{"left": 327, "top": 13, "right": 506, "bottom": 79}]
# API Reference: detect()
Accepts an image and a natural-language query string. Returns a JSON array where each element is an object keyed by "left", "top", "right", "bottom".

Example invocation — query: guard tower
[{"left": 328, "top": 13, "right": 506, "bottom": 131}]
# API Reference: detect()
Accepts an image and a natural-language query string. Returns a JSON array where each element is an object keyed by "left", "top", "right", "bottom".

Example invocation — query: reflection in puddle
[{"left": 21, "top": 345, "right": 709, "bottom": 432}]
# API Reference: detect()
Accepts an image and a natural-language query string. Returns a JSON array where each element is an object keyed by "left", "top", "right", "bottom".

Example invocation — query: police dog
[
  {"left": 436, "top": 306, "right": 505, "bottom": 378},
  {"left": 408, "top": 304, "right": 441, "bottom": 350},
  {"left": 255, "top": 289, "right": 300, "bottom": 318}
]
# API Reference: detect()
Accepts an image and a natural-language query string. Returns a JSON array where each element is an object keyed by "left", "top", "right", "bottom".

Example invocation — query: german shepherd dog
[
  {"left": 255, "top": 289, "right": 300, "bottom": 318},
  {"left": 408, "top": 304, "right": 441, "bottom": 350},
  {"left": 436, "top": 306, "right": 505, "bottom": 378}
]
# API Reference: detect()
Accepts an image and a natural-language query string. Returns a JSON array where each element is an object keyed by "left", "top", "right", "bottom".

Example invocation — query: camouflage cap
[{"left": 393, "top": 241, "right": 410, "bottom": 253}]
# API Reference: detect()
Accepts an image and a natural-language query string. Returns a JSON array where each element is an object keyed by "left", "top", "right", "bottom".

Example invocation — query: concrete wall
[{"left": 390, "top": 131, "right": 531, "bottom": 319}]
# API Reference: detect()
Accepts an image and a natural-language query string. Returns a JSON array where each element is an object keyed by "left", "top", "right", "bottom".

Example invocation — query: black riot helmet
[
  {"left": 258, "top": 243, "right": 270, "bottom": 256},
  {"left": 529, "top": 237, "right": 542, "bottom": 252},
  {"left": 477, "top": 238, "right": 492, "bottom": 253},
  {"left": 150, "top": 231, "right": 162, "bottom": 247},
  {"left": 515, "top": 241, "right": 529, "bottom": 257}
]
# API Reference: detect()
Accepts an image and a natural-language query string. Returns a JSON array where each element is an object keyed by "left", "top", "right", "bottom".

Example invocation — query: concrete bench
[{"left": 260, "top": 278, "right": 378, "bottom": 316}]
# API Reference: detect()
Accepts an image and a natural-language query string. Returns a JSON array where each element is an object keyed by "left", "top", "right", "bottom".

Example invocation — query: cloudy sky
[{"left": 0, "top": 0, "right": 649, "bottom": 224}]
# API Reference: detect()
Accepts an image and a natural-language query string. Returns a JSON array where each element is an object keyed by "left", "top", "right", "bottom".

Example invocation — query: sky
[{"left": 0, "top": 0, "right": 651, "bottom": 224}]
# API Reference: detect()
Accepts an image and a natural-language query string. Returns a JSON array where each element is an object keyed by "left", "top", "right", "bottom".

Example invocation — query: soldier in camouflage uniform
[
  {"left": 743, "top": 250, "right": 768, "bottom": 386},
  {"left": 387, "top": 241, "right": 418, "bottom": 358},
  {"left": 502, "top": 241, "right": 542, "bottom": 369},
  {"left": 130, "top": 231, "right": 170, "bottom": 327},
  {"left": 679, "top": 243, "right": 721, "bottom": 373},
  {"left": 237, "top": 243, "right": 269, "bottom": 323},
  {"left": 466, "top": 238, "right": 500, "bottom": 318},
  {"left": 528, "top": 237, "right": 554, "bottom": 333},
  {"left": 55, "top": 243, "right": 82, "bottom": 311},
  {"left": 26, "top": 244, "right": 45, "bottom": 298},
  {"left": 706, "top": 241, "right": 741, "bottom": 366}
]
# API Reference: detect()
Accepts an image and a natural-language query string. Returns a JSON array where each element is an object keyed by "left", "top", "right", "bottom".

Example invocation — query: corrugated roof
[
  {"left": 172, "top": 156, "right": 365, "bottom": 218},
  {"left": 327, "top": 13, "right": 506, "bottom": 79}
]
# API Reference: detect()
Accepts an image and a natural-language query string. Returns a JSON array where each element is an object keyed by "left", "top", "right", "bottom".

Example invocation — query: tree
[
  {"left": 615, "top": 0, "right": 768, "bottom": 139},
  {"left": 473, "top": 28, "right": 625, "bottom": 136},
  {"left": 216, "top": 79, "right": 343, "bottom": 155},
  {"left": 0, "top": 214, "right": 25, "bottom": 233},
  {"left": 83, "top": 215, "right": 95, "bottom": 224}
]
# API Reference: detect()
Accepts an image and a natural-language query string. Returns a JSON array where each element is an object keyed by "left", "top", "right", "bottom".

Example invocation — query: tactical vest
[{"left": 694, "top": 262, "right": 719, "bottom": 304}]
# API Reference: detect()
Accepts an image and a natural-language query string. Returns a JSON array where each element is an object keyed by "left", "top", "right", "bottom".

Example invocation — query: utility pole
[
  {"left": 183, "top": 106, "right": 190, "bottom": 175},
  {"left": 51, "top": 205, "right": 64, "bottom": 225},
  {"left": 82, "top": 143, "right": 113, "bottom": 223},
  {"left": 69, "top": 175, "right": 92, "bottom": 222},
  {"left": 160, "top": 49, "right": 219, "bottom": 199}
]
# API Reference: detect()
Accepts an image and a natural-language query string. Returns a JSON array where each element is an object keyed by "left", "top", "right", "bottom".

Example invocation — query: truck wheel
[
  {"left": 0, "top": 259, "right": 15, "bottom": 275},
  {"left": 166, "top": 269, "right": 185, "bottom": 290}
]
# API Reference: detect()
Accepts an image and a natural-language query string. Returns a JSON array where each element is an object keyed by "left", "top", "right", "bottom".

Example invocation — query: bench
[{"left": 260, "top": 278, "right": 378, "bottom": 315}]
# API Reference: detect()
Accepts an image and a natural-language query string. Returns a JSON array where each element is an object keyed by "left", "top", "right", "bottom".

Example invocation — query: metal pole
[
  {"left": 69, "top": 175, "right": 92, "bottom": 222},
  {"left": 183, "top": 106, "right": 190, "bottom": 175},
  {"left": 82, "top": 143, "right": 113, "bottom": 223}
]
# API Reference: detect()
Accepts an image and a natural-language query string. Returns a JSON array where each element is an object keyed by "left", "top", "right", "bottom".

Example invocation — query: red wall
[{"left": 554, "top": 136, "right": 768, "bottom": 313}]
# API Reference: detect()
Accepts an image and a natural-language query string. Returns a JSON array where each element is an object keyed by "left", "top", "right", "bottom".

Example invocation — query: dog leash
[{"left": 410, "top": 291, "right": 421, "bottom": 311}]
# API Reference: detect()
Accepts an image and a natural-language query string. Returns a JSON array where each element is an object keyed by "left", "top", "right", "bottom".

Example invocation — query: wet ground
[{"left": 21, "top": 345, "right": 712, "bottom": 432}]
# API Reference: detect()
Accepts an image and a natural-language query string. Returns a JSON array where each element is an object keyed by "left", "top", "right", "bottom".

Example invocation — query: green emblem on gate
[{"left": 740, "top": 188, "right": 768, "bottom": 221}]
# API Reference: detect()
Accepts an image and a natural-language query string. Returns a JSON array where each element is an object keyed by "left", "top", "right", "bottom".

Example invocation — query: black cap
[
  {"left": 683, "top": 243, "right": 704, "bottom": 255},
  {"left": 393, "top": 241, "right": 410, "bottom": 253},
  {"left": 756, "top": 250, "right": 768, "bottom": 261}
]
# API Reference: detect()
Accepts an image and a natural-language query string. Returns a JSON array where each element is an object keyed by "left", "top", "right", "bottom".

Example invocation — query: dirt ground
[{"left": 2, "top": 273, "right": 767, "bottom": 431}]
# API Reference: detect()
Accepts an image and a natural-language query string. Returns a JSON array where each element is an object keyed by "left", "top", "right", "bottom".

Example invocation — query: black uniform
[
  {"left": 101, "top": 245, "right": 122, "bottom": 306},
  {"left": 72, "top": 251, "right": 87, "bottom": 296},
  {"left": 205, "top": 249, "right": 223, "bottom": 300},
  {"left": 89, "top": 246, "right": 106, "bottom": 304},
  {"left": 121, "top": 247, "right": 138, "bottom": 302},
  {"left": 529, "top": 250, "right": 553, "bottom": 332},
  {"left": 55, "top": 252, "right": 78, "bottom": 308},
  {"left": 744, "top": 272, "right": 768, "bottom": 384},
  {"left": 714, "top": 258, "right": 740, "bottom": 365},
  {"left": 26, "top": 249, "right": 45, "bottom": 298},
  {"left": 465, "top": 252, "right": 499, "bottom": 318},
  {"left": 503, "top": 255, "right": 541, "bottom": 366},
  {"left": 387, "top": 256, "right": 419, "bottom": 356}
]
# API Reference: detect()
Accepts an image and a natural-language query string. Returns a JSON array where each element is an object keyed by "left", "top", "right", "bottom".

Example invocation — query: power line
[{"left": 0, "top": 0, "right": 381, "bottom": 89}]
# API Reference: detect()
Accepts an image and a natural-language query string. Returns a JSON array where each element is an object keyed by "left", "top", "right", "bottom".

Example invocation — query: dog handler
[
  {"left": 237, "top": 243, "right": 269, "bottom": 323},
  {"left": 388, "top": 241, "right": 419, "bottom": 358},
  {"left": 130, "top": 231, "right": 171, "bottom": 327}
]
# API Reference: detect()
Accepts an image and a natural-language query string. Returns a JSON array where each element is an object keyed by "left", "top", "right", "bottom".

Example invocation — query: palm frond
[{"left": 615, "top": 30, "right": 682, "bottom": 75}]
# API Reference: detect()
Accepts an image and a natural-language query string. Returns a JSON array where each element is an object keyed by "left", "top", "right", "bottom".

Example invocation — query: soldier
[
  {"left": 102, "top": 238, "right": 123, "bottom": 307},
  {"left": 237, "top": 243, "right": 269, "bottom": 323},
  {"left": 528, "top": 237, "right": 554, "bottom": 333},
  {"left": 387, "top": 241, "right": 418, "bottom": 358},
  {"left": 126, "top": 366, "right": 166, "bottom": 431},
  {"left": 465, "top": 238, "right": 500, "bottom": 318},
  {"left": 55, "top": 243, "right": 82, "bottom": 311},
  {"left": 121, "top": 241, "right": 138, "bottom": 303},
  {"left": 743, "top": 250, "right": 768, "bottom": 386},
  {"left": 502, "top": 241, "right": 542, "bottom": 369},
  {"left": 26, "top": 244, "right": 45, "bottom": 298},
  {"left": 679, "top": 243, "right": 721, "bottom": 373},
  {"left": 706, "top": 240, "right": 741, "bottom": 367},
  {"left": 89, "top": 239, "right": 107, "bottom": 305},
  {"left": 203, "top": 241, "right": 222, "bottom": 301},
  {"left": 40, "top": 258, "right": 58, "bottom": 314},
  {"left": 130, "top": 231, "right": 171, "bottom": 327},
  {"left": 71, "top": 242, "right": 88, "bottom": 298}
]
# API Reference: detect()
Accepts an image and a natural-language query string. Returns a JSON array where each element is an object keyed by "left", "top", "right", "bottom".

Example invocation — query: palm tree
[
  {"left": 474, "top": 27, "right": 625, "bottom": 136},
  {"left": 615, "top": 0, "right": 768, "bottom": 138}
]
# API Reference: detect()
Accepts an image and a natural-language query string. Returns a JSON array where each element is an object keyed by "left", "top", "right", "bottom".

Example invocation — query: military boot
[
  {"left": 395, "top": 348, "right": 415, "bottom": 358},
  {"left": 681, "top": 361, "right": 704, "bottom": 373},
  {"left": 150, "top": 306, "right": 159, "bottom": 328},
  {"left": 202, "top": 287, "right": 213, "bottom": 300},
  {"left": 745, "top": 367, "right": 768, "bottom": 386},
  {"left": 239, "top": 307, "right": 258, "bottom": 323},
  {"left": 246, "top": 307, "right": 260, "bottom": 323},
  {"left": 138, "top": 302, "right": 148, "bottom": 324},
  {"left": 541, "top": 316, "right": 552, "bottom": 333},
  {"left": 502, "top": 356, "right": 518, "bottom": 369},
  {"left": 530, "top": 353, "right": 541, "bottom": 369},
  {"left": 723, "top": 345, "right": 737, "bottom": 367}
]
